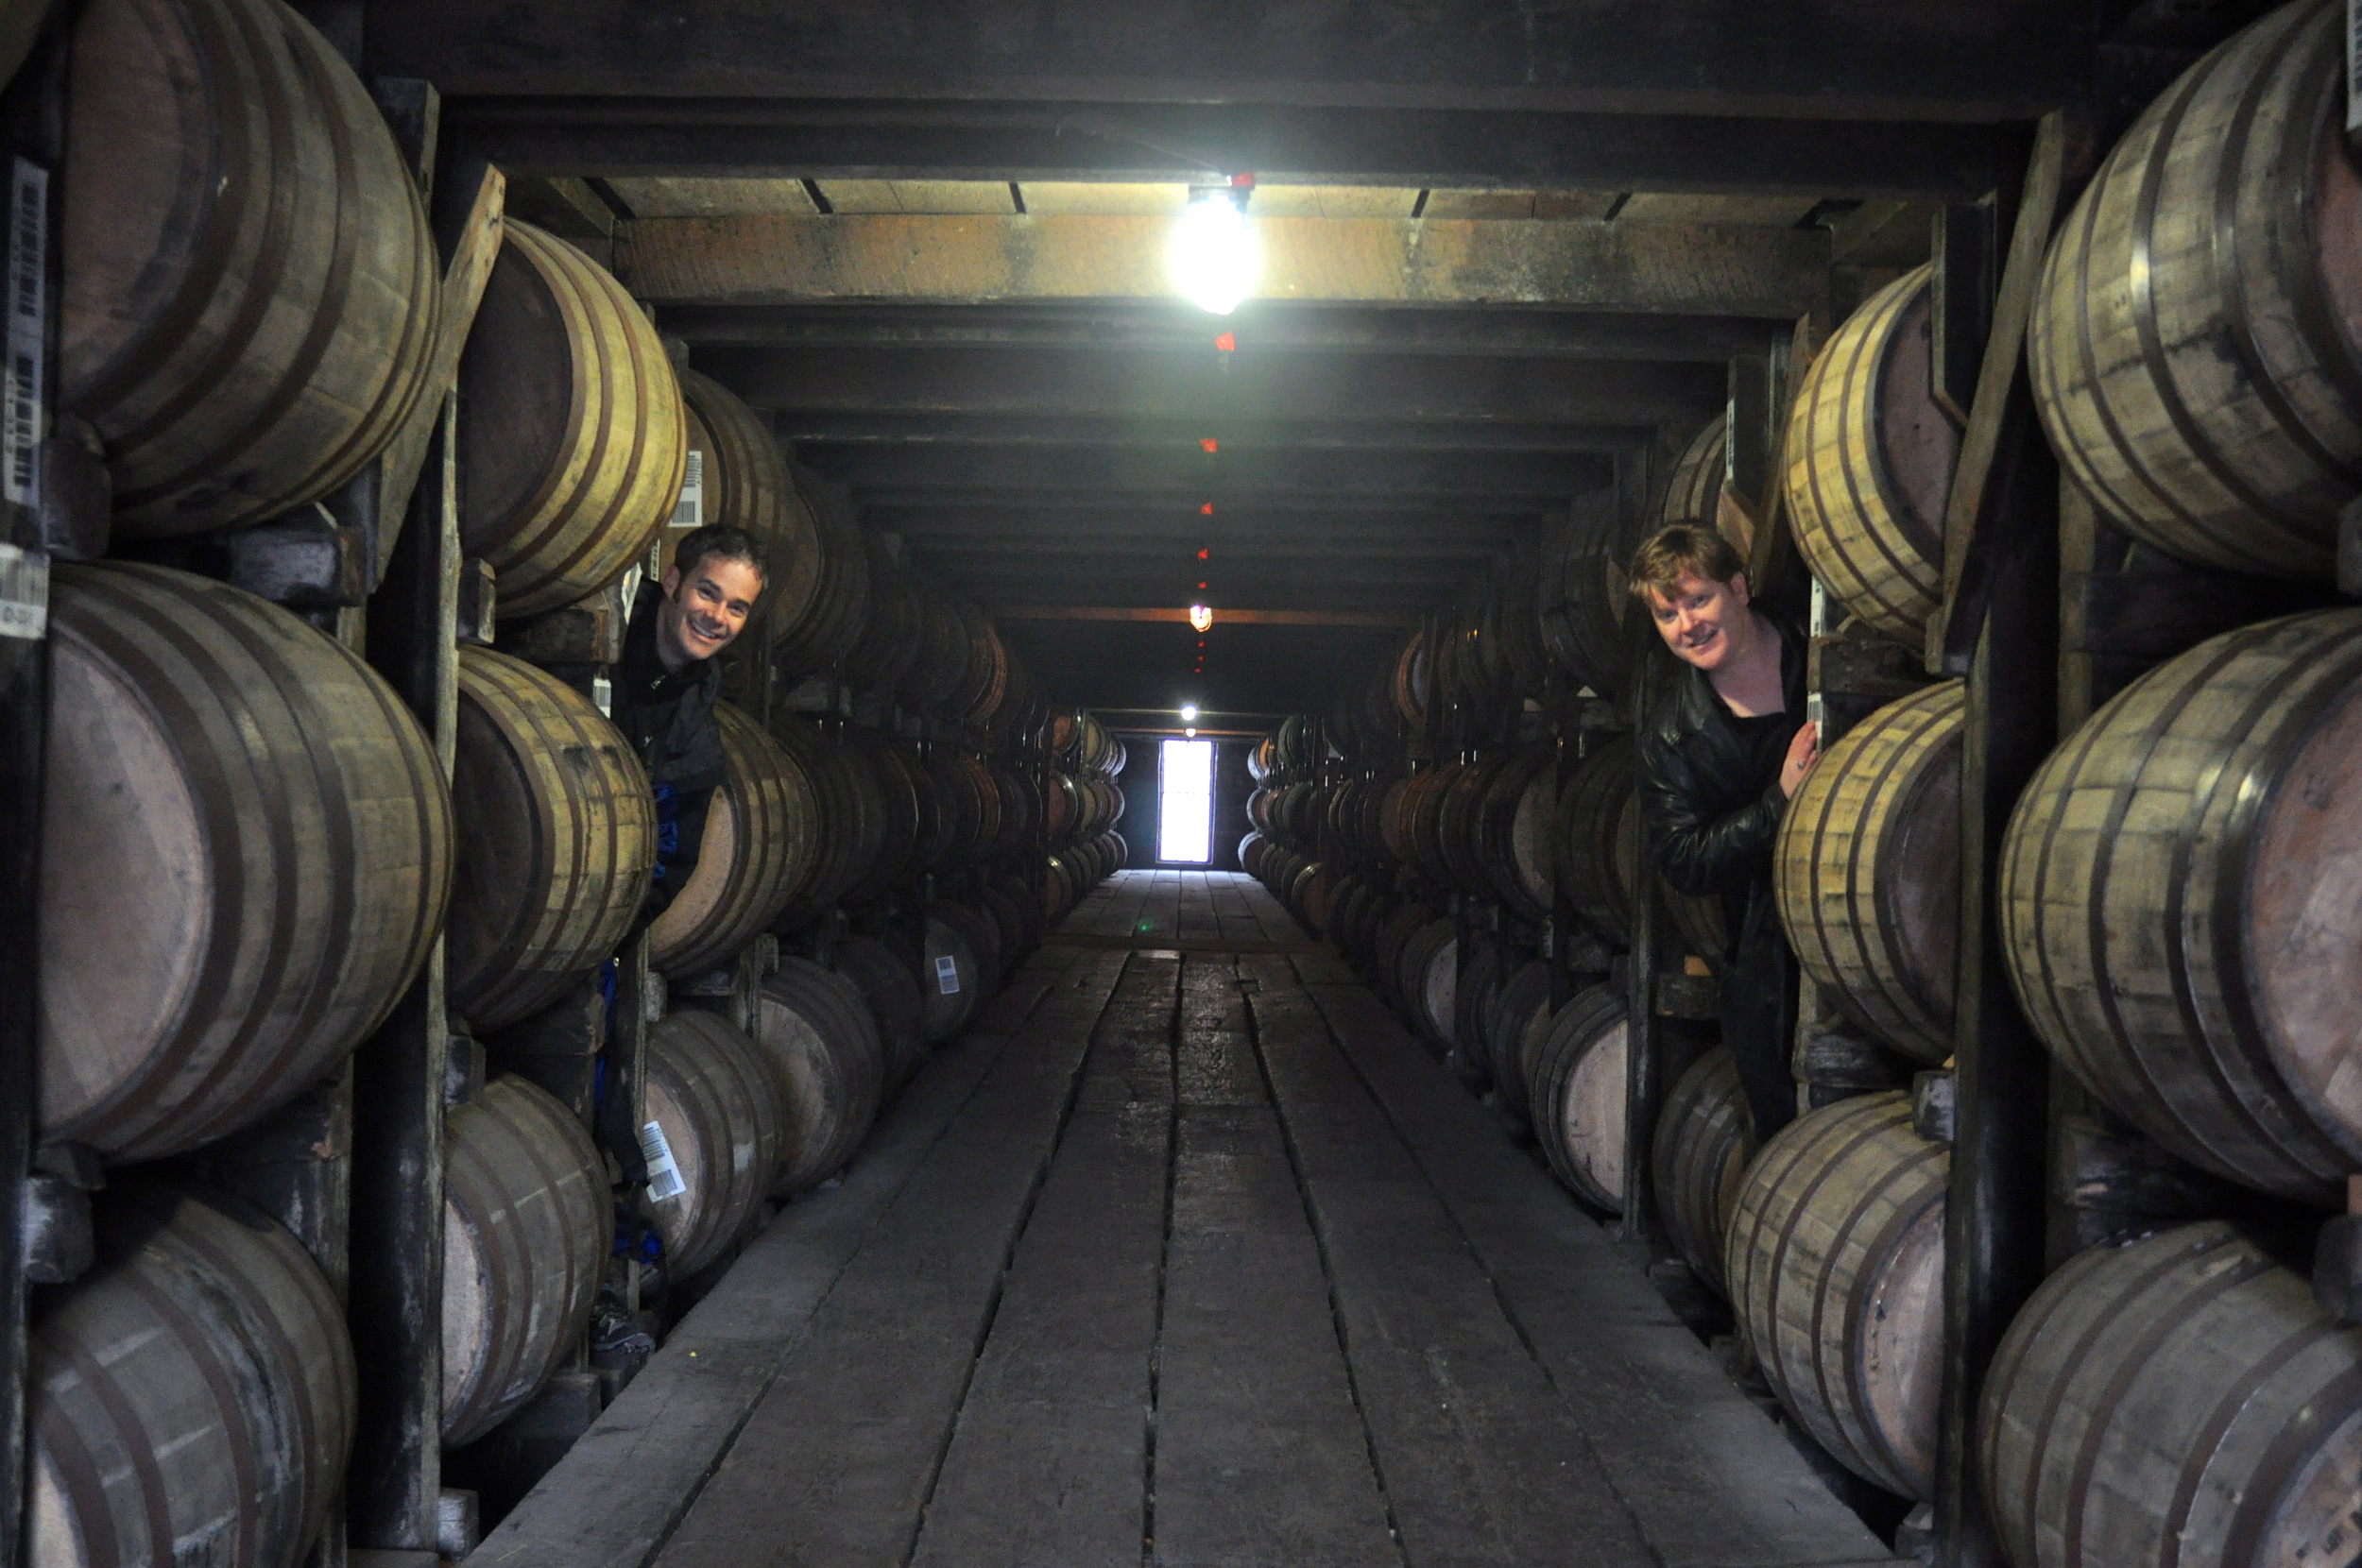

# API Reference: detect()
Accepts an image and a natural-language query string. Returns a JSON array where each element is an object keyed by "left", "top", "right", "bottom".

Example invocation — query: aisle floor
[{"left": 479, "top": 872, "right": 1893, "bottom": 1568}]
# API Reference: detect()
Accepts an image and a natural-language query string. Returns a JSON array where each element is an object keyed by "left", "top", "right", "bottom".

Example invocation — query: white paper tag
[
  {"left": 934, "top": 954, "right": 961, "bottom": 996},
  {"left": 4, "top": 159, "right": 46, "bottom": 508},
  {"left": 0, "top": 542, "right": 44, "bottom": 640},
  {"left": 639, "top": 1119, "right": 685, "bottom": 1201},
  {"left": 670, "top": 449, "right": 703, "bottom": 530},
  {"left": 591, "top": 673, "right": 612, "bottom": 719}
]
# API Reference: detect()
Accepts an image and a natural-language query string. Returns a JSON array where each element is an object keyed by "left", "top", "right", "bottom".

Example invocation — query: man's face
[
  {"left": 659, "top": 554, "right": 763, "bottom": 666},
  {"left": 1645, "top": 570, "right": 1749, "bottom": 672}
]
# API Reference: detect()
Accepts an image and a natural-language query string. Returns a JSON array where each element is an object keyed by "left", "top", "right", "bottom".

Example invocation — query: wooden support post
[
  {"left": 0, "top": 22, "right": 65, "bottom": 1568},
  {"left": 350, "top": 393, "right": 460, "bottom": 1555},
  {"left": 1617, "top": 443, "right": 1671, "bottom": 1248}
]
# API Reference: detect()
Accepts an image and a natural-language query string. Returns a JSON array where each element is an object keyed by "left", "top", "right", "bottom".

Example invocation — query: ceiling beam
[
  {"left": 366, "top": 3, "right": 2081, "bottom": 122},
  {"left": 715, "top": 348, "right": 1720, "bottom": 424},
  {"left": 815, "top": 444, "right": 1607, "bottom": 496},
  {"left": 994, "top": 606, "right": 1410, "bottom": 626},
  {"left": 661, "top": 303, "right": 1781, "bottom": 361},
  {"left": 855, "top": 486, "right": 1555, "bottom": 516},
  {"left": 445, "top": 99, "right": 2011, "bottom": 198},
  {"left": 780, "top": 413, "right": 1638, "bottom": 452},
  {"left": 623, "top": 214, "right": 1829, "bottom": 315}
]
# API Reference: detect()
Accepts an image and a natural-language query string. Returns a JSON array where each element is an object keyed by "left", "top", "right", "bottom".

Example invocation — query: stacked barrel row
[
  {"left": 25, "top": 1, "right": 1085, "bottom": 1560},
  {"left": 1041, "top": 711, "right": 1130, "bottom": 919}
]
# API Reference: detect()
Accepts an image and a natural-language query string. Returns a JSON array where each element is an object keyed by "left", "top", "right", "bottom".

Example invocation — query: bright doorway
[{"left": 1157, "top": 739, "right": 1216, "bottom": 863}]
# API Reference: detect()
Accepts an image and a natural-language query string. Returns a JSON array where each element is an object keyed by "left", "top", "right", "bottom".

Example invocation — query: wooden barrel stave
[
  {"left": 1725, "top": 1091, "right": 1947, "bottom": 1499},
  {"left": 649, "top": 704, "right": 813, "bottom": 978},
  {"left": 1979, "top": 1220, "right": 2362, "bottom": 1568},
  {"left": 1526, "top": 986, "right": 1628, "bottom": 1210},
  {"left": 449, "top": 647, "right": 655, "bottom": 1031},
  {"left": 29, "top": 1180, "right": 353, "bottom": 1568},
  {"left": 2000, "top": 608, "right": 2362, "bottom": 1203},
  {"left": 459, "top": 220, "right": 685, "bottom": 619},
  {"left": 2028, "top": 2, "right": 2362, "bottom": 579},
  {"left": 440, "top": 1075, "right": 608, "bottom": 1446},
  {"left": 835, "top": 936, "right": 927, "bottom": 1090},
  {"left": 63, "top": 0, "right": 439, "bottom": 537},
  {"left": 1784, "top": 264, "right": 1960, "bottom": 643},
  {"left": 642, "top": 1010, "right": 783, "bottom": 1277},
  {"left": 754, "top": 959, "right": 886, "bottom": 1196},
  {"left": 1649, "top": 1047, "right": 1754, "bottom": 1298},
  {"left": 1776, "top": 680, "right": 1964, "bottom": 1064},
  {"left": 40, "top": 563, "right": 451, "bottom": 1161}
]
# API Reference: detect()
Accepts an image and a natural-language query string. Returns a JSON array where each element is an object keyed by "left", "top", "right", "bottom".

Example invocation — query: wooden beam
[
  {"left": 719, "top": 347, "right": 1721, "bottom": 425},
  {"left": 874, "top": 503, "right": 1531, "bottom": 538},
  {"left": 993, "top": 605, "right": 1409, "bottom": 625},
  {"left": 778, "top": 413, "right": 1639, "bottom": 452},
  {"left": 663, "top": 302, "right": 1784, "bottom": 361},
  {"left": 624, "top": 213, "right": 1830, "bottom": 315},
  {"left": 815, "top": 445, "right": 1610, "bottom": 497},
  {"left": 445, "top": 100, "right": 2010, "bottom": 198},
  {"left": 366, "top": 2, "right": 2082, "bottom": 121}
]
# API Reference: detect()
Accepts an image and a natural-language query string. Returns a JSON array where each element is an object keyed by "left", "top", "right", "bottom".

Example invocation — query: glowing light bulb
[
  {"left": 1172, "top": 188, "right": 1258, "bottom": 315},
  {"left": 1181, "top": 704, "right": 1199, "bottom": 722},
  {"left": 1189, "top": 604, "right": 1213, "bottom": 632}
]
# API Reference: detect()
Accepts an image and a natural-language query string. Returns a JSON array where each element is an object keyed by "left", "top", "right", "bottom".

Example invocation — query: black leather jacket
[
  {"left": 612, "top": 582, "right": 727, "bottom": 918},
  {"left": 1635, "top": 620, "right": 1807, "bottom": 952}
]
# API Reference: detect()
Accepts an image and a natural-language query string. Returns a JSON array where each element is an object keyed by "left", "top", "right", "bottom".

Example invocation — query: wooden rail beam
[{"left": 621, "top": 213, "right": 1830, "bottom": 315}]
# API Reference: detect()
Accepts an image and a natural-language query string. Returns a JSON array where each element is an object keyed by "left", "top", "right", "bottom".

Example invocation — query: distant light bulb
[
  {"left": 1180, "top": 704, "right": 1199, "bottom": 722},
  {"left": 1172, "top": 191, "right": 1258, "bottom": 315},
  {"left": 1189, "top": 604, "right": 1213, "bottom": 632},
  {"left": 1186, "top": 727, "right": 1197, "bottom": 738}
]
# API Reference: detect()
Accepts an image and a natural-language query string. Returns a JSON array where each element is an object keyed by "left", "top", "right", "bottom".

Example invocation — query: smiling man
[
  {"left": 612, "top": 524, "right": 767, "bottom": 921},
  {"left": 1629, "top": 523, "right": 1816, "bottom": 1140}
]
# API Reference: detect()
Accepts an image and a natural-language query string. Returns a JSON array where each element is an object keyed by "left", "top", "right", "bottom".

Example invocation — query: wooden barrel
[
  {"left": 754, "top": 958, "right": 886, "bottom": 1196},
  {"left": 1979, "top": 1220, "right": 2362, "bottom": 1568},
  {"left": 1537, "top": 488, "right": 1631, "bottom": 700},
  {"left": 775, "top": 469, "right": 873, "bottom": 674},
  {"left": 1725, "top": 1091, "right": 1947, "bottom": 1499},
  {"left": 40, "top": 564, "right": 450, "bottom": 1161},
  {"left": 671, "top": 366, "right": 813, "bottom": 591},
  {"left": 1396, "top": 917, "right": 1457, "bottom": 1046},
  {"left": 1559, "top": 738, "right": 1642, "bottom": 943},
  {"left": 921, "top": 912, "right": 986, "bottom": 1041},
  {"left": 842, "top": 726, "right": 922, "bottom": 901},
  {"left": 29, "top": 1180, "right": 352, "bottom": 1568},
  {"left": 642, "top": 1010, "right": 783, "bottom": 1277},
  {"left": 1664, "top": 413, "right": 1747, "bottom": 555},
  {"left": 449, "top": 647, "right": 654, "bottom": 1031},
  {"left": 1486, "top": 963, "right": 1557, "bottom": 1128},
  {"left": 649, "top": 704, "right": 812, "bottom": 978},
  {"left": 1775, "top": 681, "right": 1963, "bottom": 1064},
  {"left": 2000, "top": 608, "right": 2362, "bottom": 1203},
  {"left": 62, "top": 0, "right": 437, "bottom": 538},
  {"left": 1649, "top": 1048, "right": 1754, "bottom": 1298},
  {"left": 1783, "top": 264, "right": 1960, "bottom": 644},
  {"left": 1526, "top": 986, "right": 1628, "bottom": 1210},
  {"left": 459, "top": 219, "right": 685, "bottom": 619},
  {"left": 2029, "top": 2, "right": 2362, "bottom": 579},
  {"left": 440, "top": 1075, "right": 607, "bottom": 1446},
  {"left": 842, "top": 537, "right": 922, "bottom": 697},
  {"left": 1474, "top": 747, "right": 1555, "bottom": 919},
  {"left": 835, "top": 935, "right": 927, "bottom": 1092}
]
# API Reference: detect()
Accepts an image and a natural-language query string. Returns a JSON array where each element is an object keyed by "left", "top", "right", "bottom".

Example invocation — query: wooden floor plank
[
  {"left": 650, "top": 951, "right": 1134, "bottom": 1568},
  {"left": 906, "top": 954, "right": 1179, "bottom": 1568},
  {"left": 1241, "top": 957, "right": 1659, "bottom": 1568},
  {"left": 1153, "top": 955, "right": 1401, "bottom": 1568},
  {"left": 1293, "top": 980, "right": 1891, "bottom": 1568},
  {"left": 472, "top": 949, "right": 1095, "bottom": 1568}
]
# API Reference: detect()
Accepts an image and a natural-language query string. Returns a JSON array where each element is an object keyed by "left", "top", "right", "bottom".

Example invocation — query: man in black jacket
[
  {"left": 612, "top": 524, "right": 766, "bottom": 922},
  {"left": 1631, "top": 524, "right": 1818, "bottom": 1139}
]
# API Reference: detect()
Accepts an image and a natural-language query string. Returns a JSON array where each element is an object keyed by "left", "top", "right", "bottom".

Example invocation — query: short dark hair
[
  {"left": 1627, "top": 523, "right": 1744, "bottom": 603},
  {"left": 671, "top": 524, "right": 766, "bottom": 585}
]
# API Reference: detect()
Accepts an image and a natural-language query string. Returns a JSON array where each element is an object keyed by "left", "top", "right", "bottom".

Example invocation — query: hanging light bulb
[
  {"left": 1189, "top": 604, "right": 1214, "bottom": 632},
  {"left": 1181, "top": 704, "right": 1199, "bottom": 722},
  {"left": 1172, "top": 181, "right": 1258, "bottom": 315}
]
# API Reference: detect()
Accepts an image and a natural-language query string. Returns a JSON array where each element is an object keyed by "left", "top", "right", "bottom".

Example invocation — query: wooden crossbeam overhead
[
  {"left": 912, "top": 541, "right": 1503, "bottom": 571},
  {"left": 806, "top": 445, "right": 1611, "bottom": 497},
  {"left": 660, "top": 304, "right": 1780, "bottom": 361},
  {"left": 868, "top": 502, "right": 1540, "bottom": 533},
  {"left": 441, "top": 100, "right": 2007, "bottom": 198},
  {"left": 994, "top": 606, "right": 1411, "bottom": 626},
  {"left": 364, "top": 2, "right": 2080, "bottom": 121},
  {"left": 777, "top": 413, "right": 1638, "bottom": 452},
  {"left": 715, "top": 348, "right": 1721, "bottom": 423},
  {"left": 622, "top": 214, "right": 1829, "bottom": 315},
  {"left": 856, "top": 486, "right": 1556, "bottom": 516}
]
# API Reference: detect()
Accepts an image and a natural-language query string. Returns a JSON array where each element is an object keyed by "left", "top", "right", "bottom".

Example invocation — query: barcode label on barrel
[
  {"left": 670, "top": 450, "right": 703, "bottom": 530},
  {"left": 640, "top": 1119, "right": 686, "bottom": 1201},
  {"left": 0, "top": 543, "right": 44, "bottom": 640},
  {"left": 4, "top": 159, "right": 46, "bottom": 507},
  {"left": 934, "top": 954, "right": 961, "bottom": 995}
]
